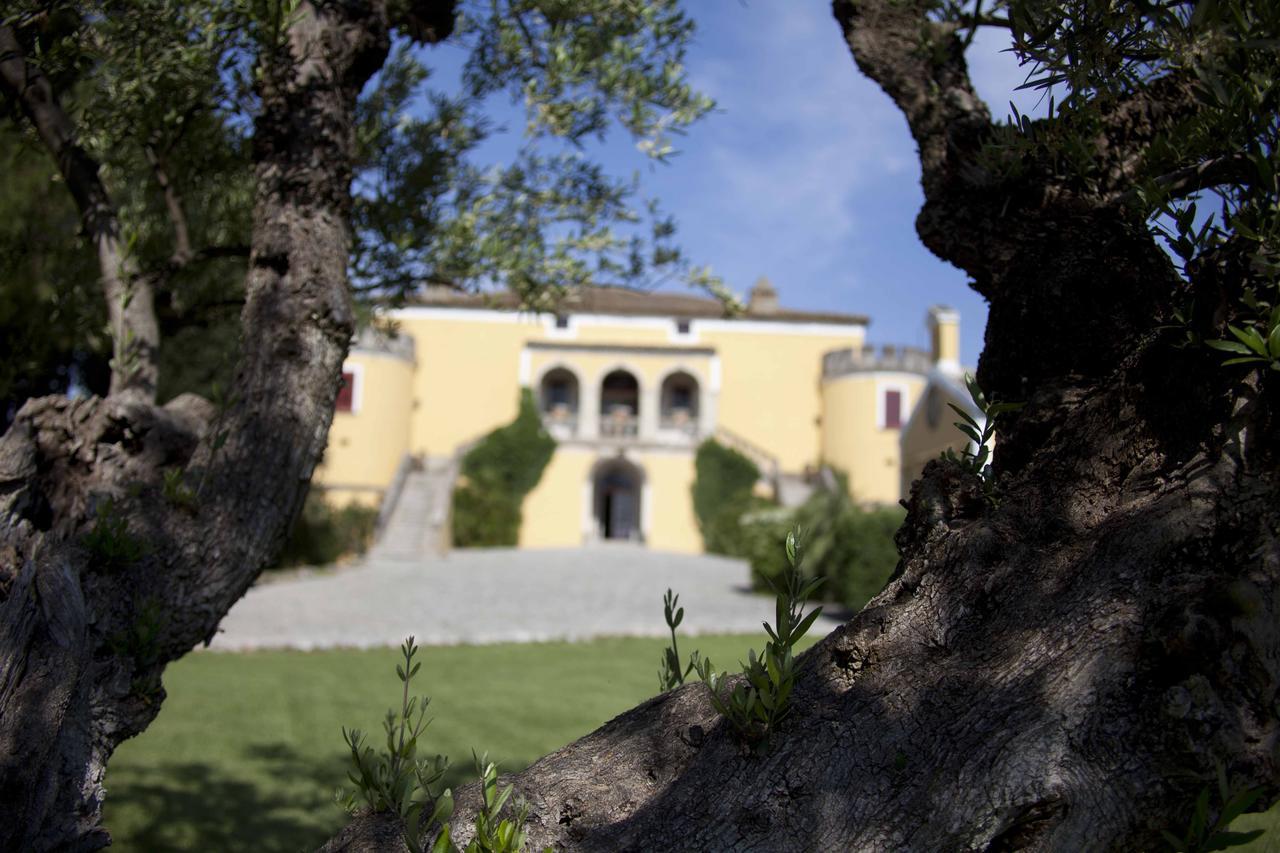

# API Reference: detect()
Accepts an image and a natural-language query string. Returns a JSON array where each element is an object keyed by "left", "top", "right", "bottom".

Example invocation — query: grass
[
  {"left": 104, "top": 633, "right": 817, "bottom": 853},
  {"left": 101, "top": 631, "right": 1280, "bottom": 852}
]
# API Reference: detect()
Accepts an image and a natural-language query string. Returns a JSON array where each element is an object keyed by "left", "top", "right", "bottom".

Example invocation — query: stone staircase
[{"left": 369, "top": 455, "right": 458, "bottom": 560}]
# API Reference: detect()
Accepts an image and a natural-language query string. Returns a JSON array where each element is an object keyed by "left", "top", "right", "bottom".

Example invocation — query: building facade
[{"left": 314, "top": 280, "right": 974, "bottom": 554}]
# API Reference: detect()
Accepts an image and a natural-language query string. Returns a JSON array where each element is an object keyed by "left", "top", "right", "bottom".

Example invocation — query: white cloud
[{"left": 667, "top": 1, "right": 924, "bottom": 298}]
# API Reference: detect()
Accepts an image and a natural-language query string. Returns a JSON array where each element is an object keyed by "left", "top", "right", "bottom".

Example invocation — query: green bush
[
  {"left": 692, "top": 439, "right": 761, "bottom": 553},
  {"left": 743, "top": 477, "right": 903, "bottom": 613},
  {"left": 275, "top": 492, "right": 378, "bottom": 568},
  {"left": 452, "top": 389, "right": 555, "bottom": 547}
]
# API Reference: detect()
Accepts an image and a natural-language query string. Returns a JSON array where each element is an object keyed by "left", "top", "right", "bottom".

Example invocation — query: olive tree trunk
[
  {"left": 0, "top": 1, "right": 456, "bottom": 848},
  {"left": 324, "top": 2, "right": 1280, "bottom": 850}
]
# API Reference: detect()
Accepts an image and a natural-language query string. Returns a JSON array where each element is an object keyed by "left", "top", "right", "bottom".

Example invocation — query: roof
[{"left": 403, "top": 284, "right": 869, "bottom": 326}]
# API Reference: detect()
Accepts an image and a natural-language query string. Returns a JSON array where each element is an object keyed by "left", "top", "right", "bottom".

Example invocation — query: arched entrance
[
  {"left": 599, "top": 369, "right": 640, "bottom": 437},
  {"left": 592, "top": 457, "right": 644, "bottom": 542}
]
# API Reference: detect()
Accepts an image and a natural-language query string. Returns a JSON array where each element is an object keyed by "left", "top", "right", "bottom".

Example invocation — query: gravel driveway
[{"left": 206, "top": 546, "right": 845, "bottom": 651}]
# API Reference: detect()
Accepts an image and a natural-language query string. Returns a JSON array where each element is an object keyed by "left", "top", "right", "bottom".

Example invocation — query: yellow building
[{"left": 313, "top": 281, "right": 968, "bottom": 555}]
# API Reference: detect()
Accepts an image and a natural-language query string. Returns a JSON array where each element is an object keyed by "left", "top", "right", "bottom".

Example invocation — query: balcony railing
[
  {"left": 541, "top": 405, "right": 578, "bottom": 438},
  {"left": 659, "top": 411, "right": 699, "bottom": 436},
  {"left": 599, "top": 411, "right": 639, "bottom": 437}
]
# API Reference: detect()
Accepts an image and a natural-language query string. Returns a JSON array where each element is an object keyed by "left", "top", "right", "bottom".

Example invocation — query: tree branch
[
  {"left": 831, "top": 0, "right": 992, "bottom": 196},
  {"left": 0, "top": 23, "right": 159, "bottom": 402},
  {"left": 144, "top": 139, "right": 193, "bottom": 266}
]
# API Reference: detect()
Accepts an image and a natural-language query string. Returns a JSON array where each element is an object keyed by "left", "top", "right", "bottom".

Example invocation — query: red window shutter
[
  {"left": 884, "top": 389, "right": 902, "bottom": 429},
  {"left": 336, "top": 371, "right": 355, "bottom": 412}
]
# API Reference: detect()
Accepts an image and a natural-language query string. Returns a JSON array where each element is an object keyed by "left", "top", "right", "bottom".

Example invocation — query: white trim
[
  {"left": 594, "top": 362, "right": 645, "bottom": 394},
  {"left": 543, "top": 312, "right": 579, "bottom": 340},
  {"left": 667, "top": 317, "right": 700, "bottom": 343},
  {"left": 694, "top": 318, "right": 865, "bottom": 337},
  {"left": 533, "top": 360, "right": 584, "bottom": 389},
  {"left": 391, "top": 306, "right": 542, "bottom": 324},
  {"left": 709, "top": 356, "right": 722, "bottom": 393},
  {"left": 388, "top": 306, "right": 865, "bottom": 337},
  {"left": 580, "top": 478, "right": 594, "bottom": 543},
  {"left": 935, "top": 357, "right": 963, "bottom": 377},
  {"left": 876, "top": 379, "right": 910, "bottom": 431},
  {"left": 824, "top": 368, "right": 926, "bottom": 385},
  {"left": 518, "top": 349, "right": 532, "bottom": 386},
  {"left": 339, "top": 361, "right": 366, "bottom": 415},
  {"left": 654, "top": 363, "right": 707, "bottom": 390}
]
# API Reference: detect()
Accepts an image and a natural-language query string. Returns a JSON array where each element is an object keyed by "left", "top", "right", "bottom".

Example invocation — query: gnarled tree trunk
[
  {"left": 0, "top": 1, "right": 452, "bottom": 848},
  {"left": 324, "top": 2, "right": 1280, "bottom": 850}
]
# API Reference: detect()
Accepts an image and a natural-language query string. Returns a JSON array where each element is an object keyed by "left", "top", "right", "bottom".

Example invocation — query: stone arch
[{"left": 589, "top": 455, "right": 646, "bottom": 542}]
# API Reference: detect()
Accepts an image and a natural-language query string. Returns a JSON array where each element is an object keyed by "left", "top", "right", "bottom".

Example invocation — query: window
[
  {"left": 547, "top": 378, "right": 570, "bottom": 407},
  {"left": 675, "top": 318, "right": 691, "bottom": 335},
  {"left": 671, "top": 385, "right": 691, "bottom": 410},
  {"left": 883, "top": 389, "right": 902, "bottom": 429},
  {"left": 555, "top": 313, "right": 571, "bottom": 329},
  {"left": 336, "top": 371, "right": 355, "bottom": 413}
]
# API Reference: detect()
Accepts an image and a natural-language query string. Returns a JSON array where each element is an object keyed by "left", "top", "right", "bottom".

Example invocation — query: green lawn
[
  {"left": 104, "top": 634, "right": 810, "bottom": 853},
  {"left": 103, "top": 632, "right": 1280, "bottom": 852}
]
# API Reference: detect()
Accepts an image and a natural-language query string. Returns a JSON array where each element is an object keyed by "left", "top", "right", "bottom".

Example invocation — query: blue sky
[{"left": 426, "top": 3, "right": 1045, "bottom": 367}]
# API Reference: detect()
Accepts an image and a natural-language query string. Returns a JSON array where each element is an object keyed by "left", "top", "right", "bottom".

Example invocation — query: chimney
[
  {"left": 928, "top": 305, "right": 961, "bottom": 375},
  {"left": 747, "top": 276, "right": 779, "bottom": 315}
]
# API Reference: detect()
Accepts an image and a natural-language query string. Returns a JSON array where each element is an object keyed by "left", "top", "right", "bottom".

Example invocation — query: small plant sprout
[
  {"left": 81, "top": 498, "right": 148, "bottom": 570},
  {"left": 195, "top": 379, "right": 237, "bottom": 500},
  {"left": 161, "top": 468, "right": 197, "bottom": 509},
  {"left": 448, "top": 753, "right": 535, "bottom": 853},
  {"left": 695, "top": 528, "right": 822, "bottom": 748},
  {"left": 337, "top": 637, "right": 452, "bottom": 853},
  {"left": 1161, "top": 764, "right": 1264, "bottom": 852},
  {"left": 658, "top": 588, "right": 700, "bottom": 692},
  {"left": 941, "top": 373, "right": 1024, "bottom": 501}
]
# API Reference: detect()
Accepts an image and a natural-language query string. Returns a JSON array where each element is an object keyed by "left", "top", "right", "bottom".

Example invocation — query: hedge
[
  {"left": 274, "top": 492, "right": 378, "bottom": 568},
  {"left": 451, "top": 389, "right": 555, "bottom": 547},
  {"left": 742, "top": 478, "right": 904, "bottom": 613},
  {"left": 691, "top": 439, "right": 761, "bottom": 554}
]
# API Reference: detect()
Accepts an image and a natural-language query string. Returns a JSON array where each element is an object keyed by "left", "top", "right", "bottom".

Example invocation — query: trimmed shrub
[
  {"left": 692, "top": 439, "right": 761, "bottom": 553},
  {"left": 451, "top": 389, "right": 555, "bottom": 547},
  {"left": 744, "top": 477, "right": 904, "bottom": 613},
  {"left": 275, "top": 492, "right": 378, "bottom": 568}
]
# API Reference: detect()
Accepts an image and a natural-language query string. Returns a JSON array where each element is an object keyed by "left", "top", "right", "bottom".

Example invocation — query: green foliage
[
  {"left": 460, "top": 0, "right": 714, "bottom": 159},
  {"left": 275, "top": 493, "right": 378, "bottom": 569},
  {"left": 435, "top": 755, "right": 536, "bottom": 853},
  {"left": 452, "top": 390, "right": 555, "bottom": 548},
  {"left": 942, "top": 0, "right": 1280, "bottom": 376},
  {"left": 2, "top": 0, "right": 721, "bottom": 420},
  {"left": 736, "top": 482, "right": 902, "bottom": 614},
  {"left": 107, "top": 596, "right": 164, "bottom": 670},
  {"left": 0, "top": 125, "right": 106, "bottom": 421},
  {"left": 794, "top": 488, "right": 901, "bottom": 612},
  {"left": 161, "top": 468, "right": 197, "bottom": 509},
  {"left": 657, "top": 588, "right": 699, "bottom": 692},
  {"left": 691, "top": 439, "right": 762, "bottom": 554},
  {"left": 1162, "top": 766, "right": 1266, "bottom": 852},
  {"left": 1206, "top": 308, "right": 1280, "bottom": 372},
  {"left": 337, "top": 637, "right": 453, "bottom": 853},
  {"left": 337, "top": 639, "right": 540, "bottom": 853},
  {"left": 942, "top": 373, "right": 1023, "bottom": 503},
  {"left": 694, "top": 529, "right": 823, "bottom": 748},
  {"left": 81, "top": 499, "right": 148, "bottom": 570},
  {"left": 106, "top": 596, "right": 166, "bottom": 701}
]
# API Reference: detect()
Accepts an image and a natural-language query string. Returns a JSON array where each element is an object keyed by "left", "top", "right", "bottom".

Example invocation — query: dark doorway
[{"left": 593, "top": 459, "right": 642, "bottom": 541}]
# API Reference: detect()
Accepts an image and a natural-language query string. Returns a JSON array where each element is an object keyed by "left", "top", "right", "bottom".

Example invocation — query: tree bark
[
  {"left": 322, "top": 2, "right": 1280, "bottom": 850},
  {"left": 0, "top": 0, "right": 459, "bottom": 847}
]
